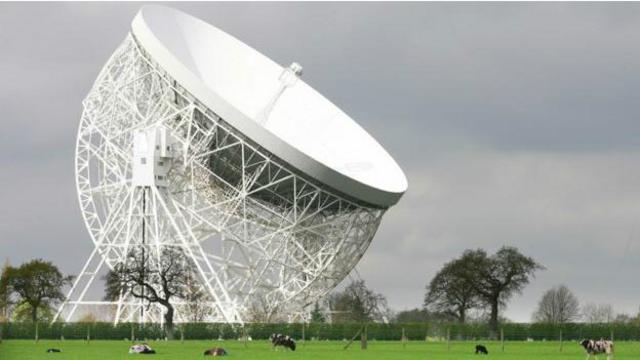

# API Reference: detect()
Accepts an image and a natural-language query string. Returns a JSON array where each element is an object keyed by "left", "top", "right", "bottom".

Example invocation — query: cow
[
  {"left": 270, "top": 333, "right": 296, "bottom": 351},
  {"left": 46, "top": 348, "right": 61, "bottom": 353},
  {"left": 580, "top": 339, "right": 614, "bottom": 360},
  {"left": 203, "top": 347, "right": 227, "bottom": 356},
  {"left": 129, "top": 343, "right": 156, "bottom": 354},
  {"left": 475, "top": 344, "right": 489, "bottom": 354}
]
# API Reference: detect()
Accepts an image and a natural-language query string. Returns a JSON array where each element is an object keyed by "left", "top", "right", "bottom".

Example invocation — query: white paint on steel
[
  {"left": 55, "top": 6, "right": 406, "bottom": 324},
  {"left": 132, "top": 5, "right": 407, "bottom": 207}
]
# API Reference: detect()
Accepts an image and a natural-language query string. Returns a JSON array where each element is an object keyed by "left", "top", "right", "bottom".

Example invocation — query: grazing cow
[
  {"left": 580, "top": 339, "right": 614, "bottom": 360},
  {"left": 46, "top": 348, "right": 61, "bottom": 353},
  {"left": 270, "top": 333, "right": 296, "bottom": 351},
  {"left": 129, "top": 343, "right": 156, "bottom": 354},
  {"left": 204, "top": 347, "right": 227, "bottom": 356},
  {"left": 475, "top": 344, "right": 489, "bottom": 355}
]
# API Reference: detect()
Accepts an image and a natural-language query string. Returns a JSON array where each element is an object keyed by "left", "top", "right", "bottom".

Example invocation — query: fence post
[
  {"left": 446, "top": 327, "right": 450, "bottom": 352},
  {"left": 559, "top": 329, "right": 563, "bottom": 352},
  {"left": 365, "top": 324, "right": 368, "bottom": 349},
  {"left": 360, "top": 324, "right": 368, "bottom": 350},
  {"left": 35, "top": 322, "right": 39, "bottom": 343},
  {"left": 131, "top": 324, "right": 135, "bottom": 343},
  {"left": 87, "top": 325, "right": 91, "bottom": 343},
  {"left": 402, "top": 327, "right": 406, "bottom": 349},
  {"left": 500, "top": 327, "right": 504, "bottom": 352},
  {"left": 243, "top": 326, "right": 248, "bottom": 348},
  {"left": 180, "top": 326, "right": 184, "bottom": 344},
  {"left": 302, "top": 322, "right": 305, "bottom": 347},
  {"left": 610, "top": 328, "right": 614, "bottom": 342},
  {"left": 425, "top": 323, "right": 429, "bottom": 342}
]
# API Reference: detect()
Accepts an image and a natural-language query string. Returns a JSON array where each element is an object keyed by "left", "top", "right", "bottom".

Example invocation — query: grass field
[{"left": 1, "top": 340, "right": 638, "bottom": 360}]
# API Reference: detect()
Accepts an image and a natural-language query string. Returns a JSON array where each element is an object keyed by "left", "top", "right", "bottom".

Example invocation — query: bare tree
[
  {"left": 532, "top": 285, "right": 580, "bottom": 324},
  {"left": 182, "top": 270, "right": 211, "bottom": 322},
  {"left": 104, "top": 247, "right": 190, "bottom": 338},
  {"left": 329, "top": 280, "right": 389, "bottom": 323},
  {"left": 582, "top": 302, "right": 615, "bottom": 323},
  {"left": 246, "top": 298, "right": 278, "bottom": 323},
  {"left": 424, "top": 256, "right": 480, "bottom": 323},
  {"left": 614, "top": 313, "right": 633, "bottom": 324}
]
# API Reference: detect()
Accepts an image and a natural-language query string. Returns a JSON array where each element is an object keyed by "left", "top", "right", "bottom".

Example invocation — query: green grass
[{"left": 1, "top": 340, "right": 638, "bottom": 360}]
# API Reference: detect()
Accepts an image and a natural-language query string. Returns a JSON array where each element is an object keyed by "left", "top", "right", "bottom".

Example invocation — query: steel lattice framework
[{"left": 54, "top": 35, "right": 385, "bottom": 324}]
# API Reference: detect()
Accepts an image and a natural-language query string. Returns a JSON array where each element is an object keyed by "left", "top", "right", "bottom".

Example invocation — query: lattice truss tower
[{"left": 54, "top": 35, "right": 386, "bottom": 324}]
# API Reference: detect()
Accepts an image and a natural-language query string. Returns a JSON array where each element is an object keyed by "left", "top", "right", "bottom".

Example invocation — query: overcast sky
[{"left": 2, "top": 2, "right": 640, "bottom": 322}]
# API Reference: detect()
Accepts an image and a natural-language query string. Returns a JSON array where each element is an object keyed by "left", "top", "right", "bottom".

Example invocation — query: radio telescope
[{"left": 55, "top": 5, "right": 407, "bottom": 324}]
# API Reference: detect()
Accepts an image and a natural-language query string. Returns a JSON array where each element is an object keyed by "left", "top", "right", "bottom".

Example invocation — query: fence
[{"left": 1, "top": 322, "right": 640, "bottom": 341}]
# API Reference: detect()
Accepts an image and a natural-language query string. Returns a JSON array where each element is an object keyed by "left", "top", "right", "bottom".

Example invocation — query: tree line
[
  {"left": 323, "top": 246, "right": 640, "bottom": 333},
  {"left": 1, "top": 246, "right": 638, "bottom": 341}
]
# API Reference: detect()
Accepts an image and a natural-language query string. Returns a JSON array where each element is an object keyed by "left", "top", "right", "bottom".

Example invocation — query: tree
[
  {"left": 310, "top": 302, "right": 326, "bottom": 323},
  {"left": 182, "top": 270, "right": 211, "bottom": 322},
  {"left": 393, "top": 308, "right": 430, "bottom": 323},
  {"left": 424, "top": 256, "right": 480, "bottom": 324},
  {"left": 464, "top": 247, "right": 543, "bottom": 336},
  {"left": 632, "top": 307, "right": 640, "bottom": 325},
  {"left": 329, "top": 280, "right": 389, "bottom": 323},
  {"left": 613, "top": 313, "right": 633, "bottom": 324},
  {"left": 6, "top": 259, "right": 73, "bottom": 322},
  {"left": 246, "top": 297, "right": 283, "bottom": 323},
  {"left": 465, "top": 308, "right": 512, "bottom": 325},
  {"left": 0, "top": 260, "right": 12, "bottom": 321},
  {"left": 11, "top": 301, "right": 55, "bottom": 323},
  {"left": 77, "top": 312, "right": 98, "bottom": 323},
  {"left": 532, "top": 285, "right": 580, "bottom": 324},
  {"left": 104, "top": 247, "right": 190, "bottom": 338},
  {"left": 582, "top": 302, "right": 615, "bottom": 323}
]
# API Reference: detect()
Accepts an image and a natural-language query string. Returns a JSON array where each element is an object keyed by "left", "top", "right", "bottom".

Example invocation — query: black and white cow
[
  {"left": 129, "top": 343, "right": 156, "bottom": 354},
  {"left": 580, "top": 339, "right": 614, "bottom": 360},
  {"left": 203, "top": 347, "right": 227, "bottom": 356},
  {"left": 270, "top": 333, "right": 296, "bottom": 351}
]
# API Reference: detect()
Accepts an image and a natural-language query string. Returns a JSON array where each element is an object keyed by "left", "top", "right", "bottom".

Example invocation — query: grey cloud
[
  {"left": 368, "top": 151, "right": 640, "bottom": 320},
  {"left": 1, "top": 2, "right": 640, "bottom": 322}
]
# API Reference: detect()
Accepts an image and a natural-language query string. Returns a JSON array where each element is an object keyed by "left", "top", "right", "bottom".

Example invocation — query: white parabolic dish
[{"left": 132, "top": 6, "right": 407, "bottom": 207}]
